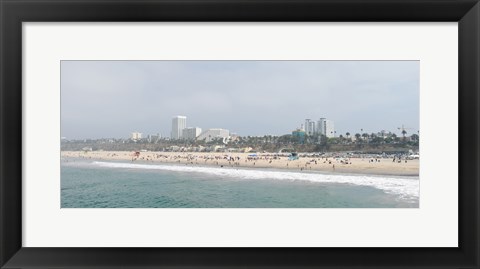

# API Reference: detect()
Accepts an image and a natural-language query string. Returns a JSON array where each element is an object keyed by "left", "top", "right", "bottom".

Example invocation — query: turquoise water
[{"left": 61, "top": 159, "right": 419, "bottom": 208}]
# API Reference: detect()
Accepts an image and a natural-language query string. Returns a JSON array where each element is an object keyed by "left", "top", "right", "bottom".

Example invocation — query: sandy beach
[{"left": 61, "top": 151, "right": 419, "bottom": 176}]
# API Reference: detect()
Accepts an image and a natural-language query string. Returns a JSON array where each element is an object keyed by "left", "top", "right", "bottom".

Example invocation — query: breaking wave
[{"left": 92, "top": 161, "right": 419, "bottom": 200}]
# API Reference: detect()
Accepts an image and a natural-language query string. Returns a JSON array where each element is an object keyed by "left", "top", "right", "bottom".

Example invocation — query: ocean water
[{"left": 61, "top": 159, "right": 419, "bottom": 208}]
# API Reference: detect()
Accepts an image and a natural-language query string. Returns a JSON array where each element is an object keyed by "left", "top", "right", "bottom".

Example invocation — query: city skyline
[
  {"left": 61, "top": 61, "right": 419, "bottom": 139},
  {"left": 65, "top": 114, "right": 417, "bottom": 141}
]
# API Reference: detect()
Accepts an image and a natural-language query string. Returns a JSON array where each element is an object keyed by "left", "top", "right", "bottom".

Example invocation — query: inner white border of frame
[{"left": 23, "top": 22, "right": 458, "bottom": 247}]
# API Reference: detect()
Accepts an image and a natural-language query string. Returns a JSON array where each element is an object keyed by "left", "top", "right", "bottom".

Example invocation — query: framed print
[{"left": 1, "top": 0, "right": 479, "bottom": 268}]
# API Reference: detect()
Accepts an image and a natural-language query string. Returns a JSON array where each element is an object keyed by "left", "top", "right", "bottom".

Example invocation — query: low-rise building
[
  {"left": 131, "top": 131, "right": 142, "bottom": 140},
  {"left": 182, "top": 127, "right": 202, "bottom": 140},
  {"left": 292, "top": 128, "right": 306, "bottom": 144},
  {"left": 197, "top": 128, "right": 230, "bottom": 143}
]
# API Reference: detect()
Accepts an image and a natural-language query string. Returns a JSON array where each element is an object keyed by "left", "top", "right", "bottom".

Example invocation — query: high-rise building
[
  {"left": 182, "top": 127, "right": 202, "bottom": 140},
  {"left": 317, "top": 118, "right": 335, "bottom": 138},
  {"left": 171, "top": 116, "right": 187, "bottom": 140},
  {"left": 305, "top": 119, "right": 316, "bottom": 136}
]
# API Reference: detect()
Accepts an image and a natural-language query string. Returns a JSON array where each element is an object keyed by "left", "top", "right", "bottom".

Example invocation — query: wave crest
[{"left": 92, "top": 161, "right": 419, "bottom": 200}]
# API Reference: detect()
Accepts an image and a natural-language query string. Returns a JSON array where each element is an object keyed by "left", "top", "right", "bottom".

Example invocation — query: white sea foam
[{"left": 92, "top": 161, "right": 419, "bottom": 200}]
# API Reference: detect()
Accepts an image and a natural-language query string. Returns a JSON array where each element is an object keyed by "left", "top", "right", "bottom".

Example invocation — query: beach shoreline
[{"left": 61, "top": 151, "right": 419, "bottom": 177}]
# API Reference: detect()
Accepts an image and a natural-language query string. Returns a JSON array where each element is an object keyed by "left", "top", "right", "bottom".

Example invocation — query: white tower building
[
  {"left": 317, "top": 118, "right": 335, "bottom": 138},
  {"left": 171, "top": 116, "right": 187, "bottom": 140},
  {"left": 305, "top": 119, "right": 316, "bottom": 136}
]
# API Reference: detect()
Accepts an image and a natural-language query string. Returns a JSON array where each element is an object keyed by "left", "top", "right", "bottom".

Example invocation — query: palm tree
[
  {"left": 355, "top": 133, "right": 361, "bottom": 142},
  {"left": 391, "top": 133, "right": 399, "bottom": 143},
  {"left": 362, "top": 133, "right": 369, "bottom": 142},
  {"left": 346, "top": 132, "right": 350, "bottom": 138}
]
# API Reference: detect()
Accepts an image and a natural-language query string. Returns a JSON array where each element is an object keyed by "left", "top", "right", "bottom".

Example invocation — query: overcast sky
[{"left": 61, "top": 61, "right": 419, "bottom": 139}]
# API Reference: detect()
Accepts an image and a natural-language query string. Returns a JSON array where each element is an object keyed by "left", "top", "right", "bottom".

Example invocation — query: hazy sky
[{"left": 61, "top": 61, "right": 419, "bottom": 139}]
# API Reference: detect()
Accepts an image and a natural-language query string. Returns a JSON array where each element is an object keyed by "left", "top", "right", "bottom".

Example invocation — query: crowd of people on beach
[{"left": 62, "top": 150, "right": 417, "bottom": 174}]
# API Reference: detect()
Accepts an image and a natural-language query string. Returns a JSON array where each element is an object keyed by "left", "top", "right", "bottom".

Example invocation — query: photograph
[
  {"left": 60, "top": 60, "right": 420, "bottom": 208},
  {"left": 3, "top": 0, "right": 478, "bottom": 267}
]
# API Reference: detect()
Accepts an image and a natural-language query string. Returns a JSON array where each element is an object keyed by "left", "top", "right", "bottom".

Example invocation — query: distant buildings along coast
[
  {"left": 298, "top": 118, "right": 335, "bottom": 136},
  {"left": 120, "top": 115, "right": 417, "bottom": 147},
  {"left": 170, "top": 116, "right": 230, "bottom": 143},
  {"left": 141, "top": 115, "right": 336, "bottom": 144}
]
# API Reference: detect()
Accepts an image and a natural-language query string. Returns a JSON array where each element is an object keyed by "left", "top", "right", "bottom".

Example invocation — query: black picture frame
[{"left": 1, "top": 0, "right": 479, "bottom": 268}]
